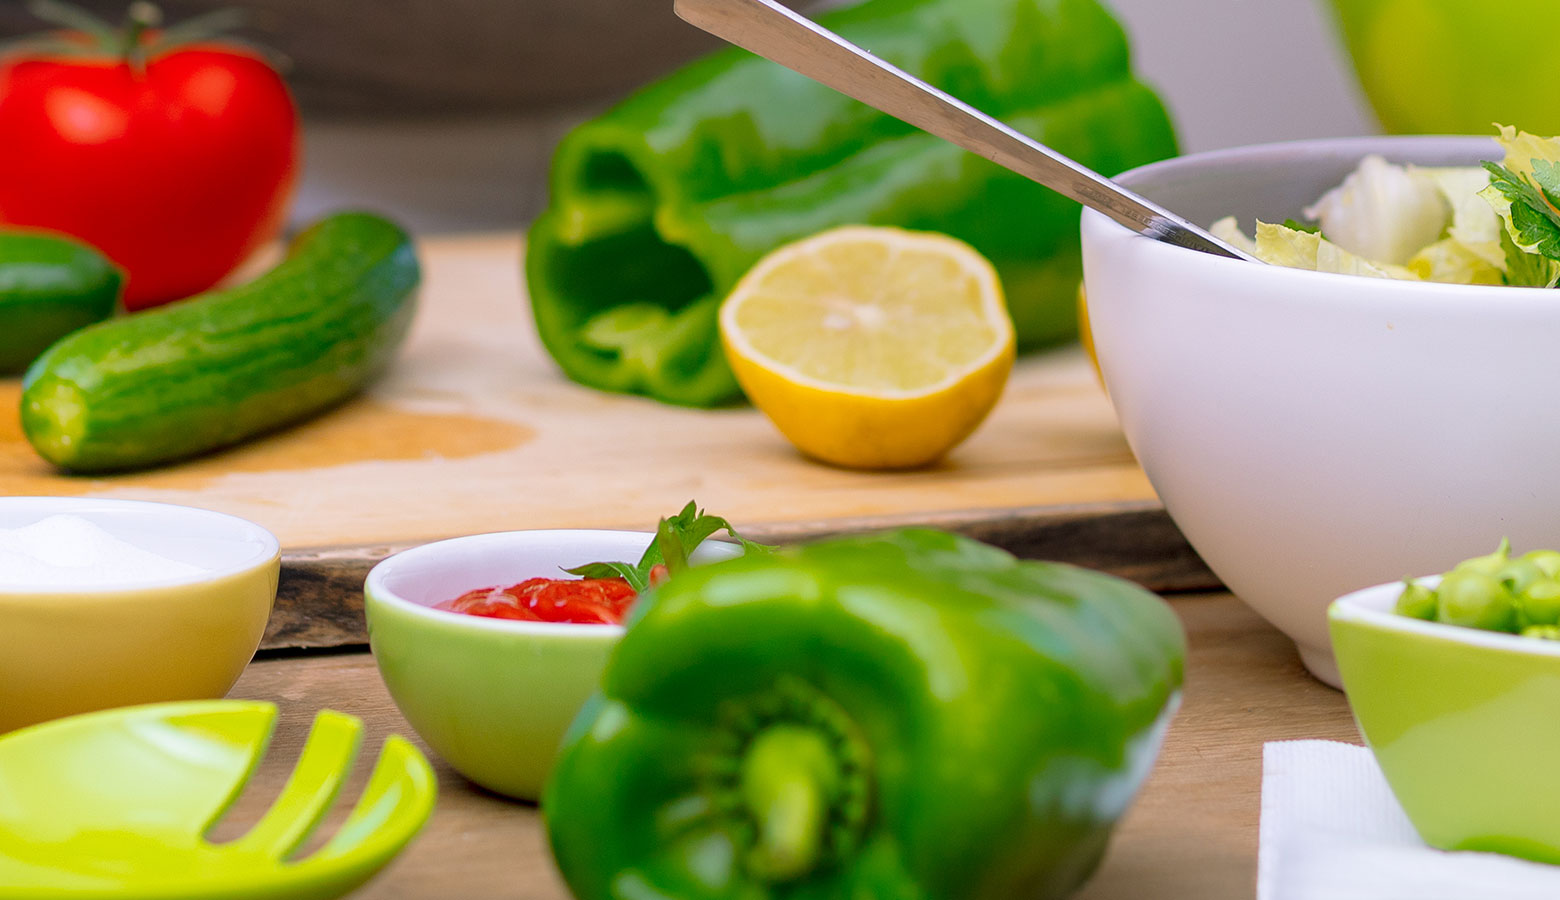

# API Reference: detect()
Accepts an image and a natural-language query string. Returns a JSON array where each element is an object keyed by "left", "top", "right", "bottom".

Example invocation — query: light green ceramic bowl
[
  {"left": 1331, "top": 578, "right": 1560, "bottom": 862},
  {"left": 364, "top": 530, "right": 739, "bottom": 802}
]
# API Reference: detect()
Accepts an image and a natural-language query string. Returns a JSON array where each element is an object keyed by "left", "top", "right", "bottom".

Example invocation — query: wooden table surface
[{"left": 229, "top": 592, "right": 1359, "bottom": 899}]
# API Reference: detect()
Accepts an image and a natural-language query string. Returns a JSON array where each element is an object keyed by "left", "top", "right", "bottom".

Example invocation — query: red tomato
[
  {"left": 436, "top": 578, "right": 641, "bottom": 625},
  {"left": 0, "top": 23, "right": 299, "bottom": 309}
]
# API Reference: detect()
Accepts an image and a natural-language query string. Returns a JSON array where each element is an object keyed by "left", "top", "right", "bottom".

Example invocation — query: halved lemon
[{"left": 720, "top": 226, "right": 1014, "bottom": 469}]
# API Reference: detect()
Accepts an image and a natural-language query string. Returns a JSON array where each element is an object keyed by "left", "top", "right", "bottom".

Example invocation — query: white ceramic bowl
[
  {"left": 364, "top": 529, "right": 741, "bottom": 801},
  {"left": 1079, "top": 134, "right": 1551, "bottom": 686},
  {"left": 0, "top": 497, "right": 280, "bottom": 732}
]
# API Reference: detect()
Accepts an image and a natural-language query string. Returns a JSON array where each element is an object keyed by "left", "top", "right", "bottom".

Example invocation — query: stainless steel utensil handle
[{"left": 674, "top": 0, "right": 1256, "bottom": 262}]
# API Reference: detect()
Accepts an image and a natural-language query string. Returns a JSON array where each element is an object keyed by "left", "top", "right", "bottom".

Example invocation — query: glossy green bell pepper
[
  {"left": 545, "top": 529, "right": 1186, "bottom": 899},
  {"left": 526, "top": 0, "right": 1178, "bottom": 407}
]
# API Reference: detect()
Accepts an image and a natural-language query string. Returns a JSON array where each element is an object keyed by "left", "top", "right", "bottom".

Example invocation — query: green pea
[
  {"left": 1452, "top": 538, "right": 1513, "bottom": 576},
  {"left": 1497, "top": 558, "right": 1547, "bottom": 595},
  {"left": 1518, "top": 579, "right": 1560, "bottom": 628},
  {"left": 1394, "top": 579, "right": 1438, "bottom": 620},
  {"left": 1521, "top": 550, "right": 1560, "bottom": 579},
  {"left": 1436, "top": 569, "right": 1519, "bottom": 633},
  {"left": 1521, "top": 625, "right": 1560, "bottom": 641}
]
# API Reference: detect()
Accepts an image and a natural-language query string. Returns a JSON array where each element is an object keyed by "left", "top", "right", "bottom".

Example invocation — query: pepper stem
[{"left": 740, "top": 725, "right": 841, "bottom": 882}]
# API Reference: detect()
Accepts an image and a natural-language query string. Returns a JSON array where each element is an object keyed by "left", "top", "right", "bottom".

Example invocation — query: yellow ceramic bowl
[{"left": 0, "top": 498, "right": 280, "bottom": 734}]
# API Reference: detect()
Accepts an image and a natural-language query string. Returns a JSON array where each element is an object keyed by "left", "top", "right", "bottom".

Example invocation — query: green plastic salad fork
[{"left": 0, "top": 700, "right": 437, "bottom": 899}]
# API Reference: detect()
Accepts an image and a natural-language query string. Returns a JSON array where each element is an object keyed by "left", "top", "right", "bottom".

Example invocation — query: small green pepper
[
  {"left": 1518, "top": 579, "right": 1560, "bottom": 628},
  {"left": 1522, "top": 549, "right": 1560, "bottom": 579},
  {"left": 1395, "top": 543, "right": 1560, "bottom": 638},
  {"left": 525, "top": 0, "right": 1179, "bottom": 406},
  {"left": 1497, "top": 558, "right": 1547, "bottom": 595},
  {"left": 1452, "top": 538, "right": 1512, "bottom": 576},
  {"left": 544, "top": 529, "right": 1186, "bottom": 899},
  {"left": 1437, "top": 569, "right": 1519, "bottom": 633},
  {"left": 1394, "top": 579, "right": 1438, "bottom": 620}
]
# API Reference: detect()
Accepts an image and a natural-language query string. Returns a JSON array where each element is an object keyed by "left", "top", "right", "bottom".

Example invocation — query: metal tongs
[{"left": 674, "top": 0, "right": 1257, "bottom": 262}]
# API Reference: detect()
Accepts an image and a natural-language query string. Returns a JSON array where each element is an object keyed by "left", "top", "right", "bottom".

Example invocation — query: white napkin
[{"left": 1260, "top": 740, "right": 1560, "bottom": 900}]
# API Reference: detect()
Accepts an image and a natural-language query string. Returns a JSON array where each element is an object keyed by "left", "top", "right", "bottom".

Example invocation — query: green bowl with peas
[{"left": 1330, "top": 547, "right": 1560, "bottom": 863}]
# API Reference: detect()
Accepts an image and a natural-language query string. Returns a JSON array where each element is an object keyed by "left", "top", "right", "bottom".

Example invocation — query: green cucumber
[
  {"left": 21, "top": 212, "right": 420, "bottom": 472},
  {"left": 0, "top": 231, "right": 122, "bottom": 374}
]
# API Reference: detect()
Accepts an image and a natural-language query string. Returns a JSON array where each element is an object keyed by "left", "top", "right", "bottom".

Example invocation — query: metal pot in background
[{"left": 0, "top": 0, "right": 738, "bottom": 116}]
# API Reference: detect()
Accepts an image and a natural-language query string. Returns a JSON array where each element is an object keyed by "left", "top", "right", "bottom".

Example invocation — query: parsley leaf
[
  {"left": 564, "top": 500, "right": 773, "bottom": 592},
  {"left": 1500, "top": 226, "right": 1560, "bottom": 287},
  {"left": 566, "top": 561, "right": 645, "bottom": 588},
  {"left": 1482, "top": 161, "right": 1560, "bottom": 286}
]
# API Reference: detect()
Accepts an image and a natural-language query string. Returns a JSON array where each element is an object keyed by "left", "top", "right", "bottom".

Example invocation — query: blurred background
[{"left": 0, "top": 0, "right": 1378, "bottom": 234}]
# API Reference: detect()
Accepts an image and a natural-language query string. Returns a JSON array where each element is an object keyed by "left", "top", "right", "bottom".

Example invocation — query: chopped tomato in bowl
[{"left": 436, "top": 577, "right": 640, "bottom": 625}]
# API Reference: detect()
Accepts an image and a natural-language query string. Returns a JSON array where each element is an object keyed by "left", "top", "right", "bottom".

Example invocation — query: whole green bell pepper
[
  {"left": 545, "top": 529, "right": 1186, "bottom": 899},
  {"left": 526, "top": 0, "right": 1178, "bottom": 407}
]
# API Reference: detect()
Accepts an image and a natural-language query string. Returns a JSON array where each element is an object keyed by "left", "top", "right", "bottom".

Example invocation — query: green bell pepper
[
  {"left": 545, "top": 529, "right": 1186, "bottom": 899},
  {"left": 526, "top": 0, "right": 1178, "bottom": 407}
]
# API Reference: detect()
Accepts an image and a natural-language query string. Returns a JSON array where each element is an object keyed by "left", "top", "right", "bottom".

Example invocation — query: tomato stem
[
  {"left": 122, "top": 2, "right": 161, "bottom": 71},
  {"left": 12, "top": 1, "right": 257, "bottom": 68}
]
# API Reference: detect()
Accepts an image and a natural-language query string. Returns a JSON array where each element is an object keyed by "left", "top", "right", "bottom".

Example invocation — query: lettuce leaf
[
  {"left": 1406, "top": 238, "right": 1504, "bottom": 285},
  {"left": 1302, "top": 155, "right": 1449, "bottom": 265},
  {"left": 1254, "top": 221, "right": 1420, "bottom": 280},
  {"left": 1491, "top": 124, "right": 1560, "bottom": 182},
  {"left": 1214, "top": 126, "right": 1560, "bottom": 287},
  {"left": 1420, "top": 166, "right": 1504, "bottom": 270},
  {"left": 1210, "top": 216, "right": 1258, "bottom": 256}
]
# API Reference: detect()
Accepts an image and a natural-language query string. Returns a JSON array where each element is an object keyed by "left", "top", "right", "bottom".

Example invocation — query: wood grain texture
[
  {"left": 264, "top": 500, "right": 1218, "bottom": 651},
  {"left": 0, "top": 233, "right": 1169, "bottom": 559},
  {"left": 228, "top": 592, "right": 1357, "bottom": 899}
]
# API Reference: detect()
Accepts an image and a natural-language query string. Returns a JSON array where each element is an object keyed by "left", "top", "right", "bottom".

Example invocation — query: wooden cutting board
[
  {"left": 0, "top": 232, "right": 1162, "bottom": 542},
  {"left": 0, "top": 233, "right": 1212, "bottom": 646}
]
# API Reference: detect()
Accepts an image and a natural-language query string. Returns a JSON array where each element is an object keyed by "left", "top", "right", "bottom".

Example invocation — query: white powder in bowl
[{"left": 0, "top": 514, "right": 209, "bottom": 587}]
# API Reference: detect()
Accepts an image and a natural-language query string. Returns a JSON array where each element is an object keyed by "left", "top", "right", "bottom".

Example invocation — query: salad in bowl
[{"left": 1216, "top": 125, "right": 1560, "bottom": 288}]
